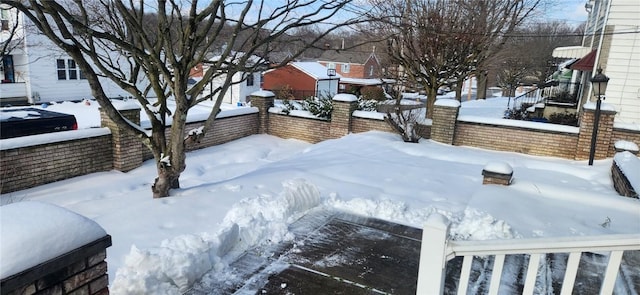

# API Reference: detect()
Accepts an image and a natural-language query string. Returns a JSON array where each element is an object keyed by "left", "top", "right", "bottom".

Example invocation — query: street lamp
[{"left": 588, "top": 68, "right": 609, "bottom": 166}]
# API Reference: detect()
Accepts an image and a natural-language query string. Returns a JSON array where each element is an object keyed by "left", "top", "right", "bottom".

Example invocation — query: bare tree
[
  {"left": 370, "top": 0, "right": 541, "bottom": 116},
  {"left": 0, "top": 6, "right": 24, "bottom": 62},
  {"left": 3, "top": 0, "right": 365, "bottom": 198}
]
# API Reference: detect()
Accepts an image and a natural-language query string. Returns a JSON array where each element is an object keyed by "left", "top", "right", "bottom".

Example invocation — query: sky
[
  {"left": 1, "top": 96, "right": 638, "bottom": 294},
  {"left": 542, "top": 0, "right": 589, "bottom": 26}
]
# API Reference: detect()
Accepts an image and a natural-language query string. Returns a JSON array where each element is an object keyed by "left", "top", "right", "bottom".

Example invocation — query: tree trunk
[
  {"left": 152, "top": 164, "right": 181, "bottom": 198},
  {"left": 425, "top": 87, "right": 437, "bottom": 119},
  {"left": 476, "top": 71, "right": 488, "bottom": 100}
]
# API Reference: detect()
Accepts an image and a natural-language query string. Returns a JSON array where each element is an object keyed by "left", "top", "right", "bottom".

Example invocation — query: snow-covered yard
[{"left": 1, "top": 97, "right": 639, "bottom": 294}]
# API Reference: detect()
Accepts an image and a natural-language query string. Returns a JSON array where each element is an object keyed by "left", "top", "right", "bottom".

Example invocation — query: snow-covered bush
[
  {"left": 302, "top": 95, "right": 333, "bottom": 119},
  {"left": 357, "top": 97, "right": 378, "bottom": 112}
]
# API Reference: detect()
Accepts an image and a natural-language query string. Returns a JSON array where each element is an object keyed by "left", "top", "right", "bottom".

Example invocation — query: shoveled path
[{"left": 186, "top": 209, "right": 423, "bottom": 294}]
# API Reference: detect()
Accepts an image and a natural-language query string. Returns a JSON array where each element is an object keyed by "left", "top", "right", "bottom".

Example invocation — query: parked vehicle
[{"left": 0, "top": 108, "right": 78, "bottom": 139}]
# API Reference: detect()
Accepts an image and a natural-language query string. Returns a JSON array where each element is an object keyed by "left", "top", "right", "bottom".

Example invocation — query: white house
[
  {"left": 553, "top": 0, "right": 640, "bottom": 124},
  {"left": 0, "top": 7, "right": 132, "bottom": 105},
  {"left": 192, "top": 52, "right": 264, "bottom": 105}
]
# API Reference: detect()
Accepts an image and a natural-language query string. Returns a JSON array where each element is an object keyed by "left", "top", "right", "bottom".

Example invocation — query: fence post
[
  {"left": 330, "top": 93, "right": 358, "bottom": 139},
  {"left": 575, "top": 102, "right": 616, "bottom": 160},
  {"left": 431, "top": 99, "right": 461, "bottom": 145},
  {"left": 250, "top": 90, "right": 275, "bottom": 134},
  {"left": 417, "top": 213, "right": 450, "bottom": 295},
  {"left": 100, "top": 104, "right": 143, "bottom": 172}
]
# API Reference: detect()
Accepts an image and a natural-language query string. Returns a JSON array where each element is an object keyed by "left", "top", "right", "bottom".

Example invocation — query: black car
[{"left": 0, "top": 108, "right": 78, "bottom": 139}]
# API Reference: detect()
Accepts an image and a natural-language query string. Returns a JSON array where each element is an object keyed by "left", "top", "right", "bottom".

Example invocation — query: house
[
  {"left": 317, "top": 47, "right": 387, "bottom": 94},
  {"left": 262, "top": 62, "right": 340, "bottom": 99},
  {"left": 192, "top": 52, "right": 265, "bottom": 105},
  {"left": 552, "top": 0, "right": 640, "bottom": 124},
  {"left": 0, "top": 7, "right": 131, "bottom": 105}
]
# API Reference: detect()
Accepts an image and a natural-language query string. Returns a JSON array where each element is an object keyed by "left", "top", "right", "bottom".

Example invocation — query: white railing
[{"left": 417, "top": 214, "right": 640, "bottom": 295}]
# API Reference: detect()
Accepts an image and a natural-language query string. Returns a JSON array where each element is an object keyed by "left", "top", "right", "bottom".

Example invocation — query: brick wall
[
  {"left": 431, "top": 103, "right": 460, "bottom": 145},
  {"left": 268, "top": 112, "right": 330, "bottom": 143},
  {"left": 453, "top": 122, "right": 579, "bottom": 158},
  {"left": 351, "top": 116, "right": 395, "bottom": 134},
  {"left": 1, "top": 236, "right": 112, "bottom": 295},
  {"left": 611, "top": 161, "right": 638, "bottom": 198},
  {"left": 0, "top": 133, "right": 113, "bottom": 194},
  {"left": 609, "top": 127, "right": 640, "bottom": 157}
]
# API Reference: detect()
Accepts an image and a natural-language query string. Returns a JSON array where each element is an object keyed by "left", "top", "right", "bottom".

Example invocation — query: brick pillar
[
  {"left": 330, "top": 94, "right": 358, "bottom": 139},
  {"left": 430, "top": 99, "right": 460, "bottom": 145},
  {"left": 575, "top": 103, "right": 616, "bottom": 161},
  {"left": 100, "top": 106, "right": 143, "bottom": 172},
  {"left": 250, "top": 90, "right": 275, "bottom": 134}
]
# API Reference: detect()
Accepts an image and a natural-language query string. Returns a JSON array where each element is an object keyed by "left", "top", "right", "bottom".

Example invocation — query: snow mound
[
  {"left": 325, "top": 196, "right": 518, "bottom": 241},
  {"left": 110, "top": 179, "right": 321, "bottom": 294}
]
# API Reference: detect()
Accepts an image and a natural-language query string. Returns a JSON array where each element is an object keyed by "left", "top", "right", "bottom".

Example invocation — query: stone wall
[
  {"left": 0, "top": 132, "right": 113, "bottom": 194},
  {"left": 351, "top": 116, "right": 395, "bottom": 134}
]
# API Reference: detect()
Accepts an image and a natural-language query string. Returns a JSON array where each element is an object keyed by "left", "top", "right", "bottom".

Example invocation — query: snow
[
  {"left": 1, "top": 96, "right": 639, "bottom": 294},
  {"left": 0, "top": 128, "right": 111, "bottom": 151},
  {"left": 291, "top": 62, "right": 341, "bottom": 80},
  {"left": 353, "top": 110, "right": 385, "bottom": 120},
  {"left": 615, "top": 140, "right": 639, "bottom": 152},
  {"left": 332, "top": 93, "right": 358, "bottom": 102},
  {"left": 0, "top": 201, "right": 107, "bottom": 279},
  {"left": 583, "top": 101, "right": 617, "bottom": 112},
  {"left": 435, "top": 98, "right": 461, "bottom": 108},
  {"left": 250, "top": 90, "right": 275, "bottom": 97},
  {"left": 457, "top": 115, "right": 580, "bottom": 134},
  {"left": 483, "top": 162, "right": 513, "bottom": 175},
  {"left": 614, "top": 151, "right": 640, "bottom": 192}
]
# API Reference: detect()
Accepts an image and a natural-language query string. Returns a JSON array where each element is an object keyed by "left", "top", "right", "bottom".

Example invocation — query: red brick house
[{"left": 262, "top": 62, "right": 340, "bottom": 99}]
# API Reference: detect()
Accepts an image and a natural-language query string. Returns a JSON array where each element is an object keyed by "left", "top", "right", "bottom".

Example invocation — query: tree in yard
[
  {"left": 370, "top": 0, "right": 542, "bottom": 116},
  {"left": 3, "top": 0, "right": 365, "bottom": 198}
]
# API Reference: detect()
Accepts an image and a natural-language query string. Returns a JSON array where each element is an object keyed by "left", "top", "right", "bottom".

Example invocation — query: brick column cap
[
  {"left": 434, "top": 98, "right": 461, "bottom": 108},
  {"left": 114, "top": 101, "right": 141, "bottom": 111},
  {"left": 332, "top": 93, "right": 358, "bottom": 102},
  {"left": 482, "top": 161, "right": 513, "bottom": 176},
  {"left": 583, "top": 101, "right": 616, "bottom": 114},
  {"left": 251, "top": 90, "right": 275, "bottom": 98}
]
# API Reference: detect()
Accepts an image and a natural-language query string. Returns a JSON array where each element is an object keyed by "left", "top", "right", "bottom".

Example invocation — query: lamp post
[{"left": 588, "top": 68, "right": 609, "bottom": 166}]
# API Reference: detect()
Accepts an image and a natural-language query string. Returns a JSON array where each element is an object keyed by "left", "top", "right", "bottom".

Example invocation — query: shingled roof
[{"left": 318, "top": 50, "right": 373, "bottom": 64}]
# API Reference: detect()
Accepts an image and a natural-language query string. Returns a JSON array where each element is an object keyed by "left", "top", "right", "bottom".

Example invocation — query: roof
[
  {"left": 318, "top": 50, "right": 373, "bottom": 64},
  {"left": 570, "top": 50, "right": 597, "bottom": 71},
  {"left": 339, "top": 77, "right": 387, "bottom": 86},
  {"left": 552, "top": 46, "right": 593, "bottom": 59},
  {"left": 291, "top": 62, "right": 341, "bottom": 80}
]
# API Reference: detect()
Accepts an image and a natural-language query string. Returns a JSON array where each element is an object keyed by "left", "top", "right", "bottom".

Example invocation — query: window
[
  {"left": 1, "top": 9, "right": 9, "bottom": 31},
  {"left": 246, "top": 73, "right": 254, "bottom": 86},
  {"left": 56, "top": 58, "right": 85, "bottom": 80},
  {"left": 57, "top": 59, "right": 67, "bottom": 80},
  {"left": 68, "top": 60, "right": 77, "bottom": 80},
  {"left": 341, "top": 63, "right": 350, "bottom": 73},
  {"left": 369, "top": 65, "right": 374, "bottom": 76},
  {"left": 2, "top": 55, "right": 15, "bottom": 83}
]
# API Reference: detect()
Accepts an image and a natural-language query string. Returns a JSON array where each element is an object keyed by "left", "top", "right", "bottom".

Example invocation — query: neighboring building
[
  {"left": 552, "top": 0, "right": 640, "bottom": 124},
  {"left": 192, "top": 52, "right": 265, "bottom": 105},
  {"left": 0, "top": 7, "right": 131, "bottom": 105},
  {"left": 317, "top": 48, "right": 387, "bottom": 94},
  {"left": 262, "top": 62, "right": 340, "bottom": 99}
]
